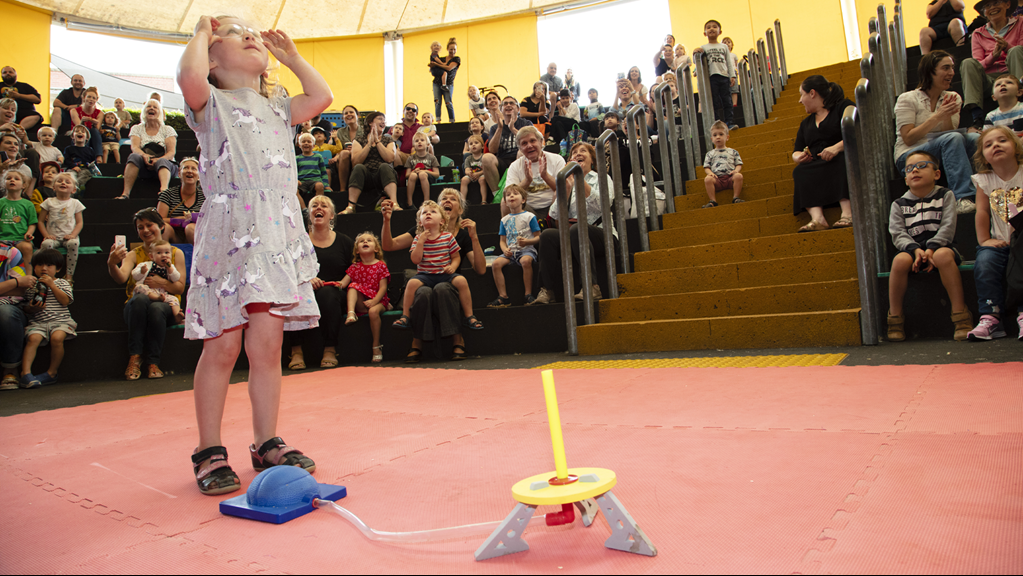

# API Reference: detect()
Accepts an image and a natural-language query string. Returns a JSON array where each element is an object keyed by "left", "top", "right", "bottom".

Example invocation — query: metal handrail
[
  {"left": 756, "top": 39, "right": 775, "bottom": 113},
  {"left": 774, "top": 20, "right": 788, "bottom": 87},
  {"left": 626, "top": 105, "right": 659, "bottom": 245},
  {"left": 693, "top": 52, "right": 716, "bottom": 144},
  {"left": 866, "top": 31, "right": 898, "bottom": 181},
  {"left": 747, "top": 49, "right": 767, "bottom": 123},
  {"left": 840, "top": 103, "right": 881, "bottom": 345},
  {"left": 858, "top": 55, "right": 893, "bottom": 272},
  {"left": 596, "top": 129, "right": 629, "bottom": 279},
  {"left": 651, "top": 81, "right": 684, "bottom": 203},
  {"left": 555, "top": 161, "right": 589, "bottom": 355},
  {"left": 739, "top": 58, "right": 756, "bottom": 126},
  {"left": 766, "top": 28, "right": 783, "bottom": 101},
  {"left": 868, "top": 18, "right": 894, "bottom": 120},
  {"left": 678, "top": 65, "right": 702, "bottom": 177},
  {"left": 877, "top": 5, "right": 898, "bottom": 102}
]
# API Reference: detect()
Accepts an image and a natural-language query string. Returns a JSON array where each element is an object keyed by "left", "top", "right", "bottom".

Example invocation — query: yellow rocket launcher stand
[{"left": 474, "top": 370, "right": 657, "bottom": 561}]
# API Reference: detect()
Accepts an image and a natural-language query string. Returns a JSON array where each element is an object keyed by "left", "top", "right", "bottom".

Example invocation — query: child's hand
[
  {"left": 193, "top": 16, "right": 222, "bottom": 44},
  {"left": 442, "top": 262, "right": 458, "bottom": 274},
  {"left": 25, "top": 301, "right": 44, "bottom": 315},
  {"left": 43, "top": 233, "right": 57, "bottom": 241},
  {"left": 23, "top": 232, "right": 33, "bottom": 241},
  {"left": 261, "top": 29, "right": 300, "bottom": 68},
  {"left": 923, "top": 248, "right": 936, "bottom": 272},
  {"left": 503, "top": 248, "right": 513, "bottom": 258},
  {"left": 39, "top": 274, "right": 54, "bottom": 287},
  {"left": 912, "top": 248, "right": 927, "bottom": 273}
]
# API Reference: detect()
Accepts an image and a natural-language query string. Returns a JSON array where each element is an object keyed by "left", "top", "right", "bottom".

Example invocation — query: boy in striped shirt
[
  {"left": 393, "top": 200, "right": 483, "bottom": 331},
  {"left": 887, "top": 151, "right": 971, "bottom": 342},
  {"left": 19, "top": 249, "right": 75, "bottom": 388},
  {"left": 983, "top": 74, "right": 1023, "bottom": 136},
  {"left": 296, "top": 133, "right": 328, "bottom": 201}
]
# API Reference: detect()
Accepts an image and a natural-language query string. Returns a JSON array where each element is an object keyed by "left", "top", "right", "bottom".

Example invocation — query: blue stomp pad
[
  {"left": 220, "top": 465, "right": 347, "bottom": 524},
  {"left": 220, "top": 484, "right": 346, "bottom": 524}
]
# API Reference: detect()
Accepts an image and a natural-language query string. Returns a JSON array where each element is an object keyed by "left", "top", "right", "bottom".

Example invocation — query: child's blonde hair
[
  {"left": 412, "top": 131, "right": 429, "bottom": 144},
  {"left": 973, "top": 125, "right": 1023, "bottom": 173},
  {"left": 207, "top": 15, "right": 280, "bottom": 99},
  {"left": 467, "top": 134, "right": 484, "bottom": 149},
  {"left": 352, "top": 231, "right": 386, "bottom": 264},
  {"left": 503, "top": 183, "right": 528, "bottom": 203},
  {"left": 415, "top": 199, "right": 447, "bottom": 235},
  {"left": 151, "top": 239, "right": 172, "bottom": 251},
  {"left": 298, "top": 132, "right": 315, "bottom": 144},
  {"left": 710, "top": 120, "right": 729, "bottom": 134},
  {"left": 37, "top": 126, "right": 55, "bottom": 137},
  {"left": 2, "top": 169, "right": 25, "bottom": 193},
  {"left": 52, "top": 171, "right": 79, "bottom": 191}
]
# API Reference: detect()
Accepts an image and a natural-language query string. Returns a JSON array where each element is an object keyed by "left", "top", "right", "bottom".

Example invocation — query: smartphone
[
  {"left": 618, "top": 72, "right": 626, "bottom": 80},
  {"left": 115, "top": 235, "right": 126, "bottom": 249}
]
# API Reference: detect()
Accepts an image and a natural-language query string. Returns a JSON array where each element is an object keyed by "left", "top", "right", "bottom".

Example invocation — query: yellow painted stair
[{"left": 576, "top": 59, "right": 863, "bottom": 354}]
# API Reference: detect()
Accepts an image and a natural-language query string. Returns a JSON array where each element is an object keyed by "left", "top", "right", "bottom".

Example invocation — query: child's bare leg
[
  {"left": 149, "top": 290, "right": 163, "bottom": 302},
  {"left": 419, "top": 172, "right": 431, "bottom": 202},
  {"left": 703, "top": 174, "right": 718, "bottom": 203},
  {"left": 113, "top": 148, "right": 120, "bottom": 164},
  {"left": 346, "top": 286, "right": 359, "bottom": 314},
  {"left": 46, "top": 330, "right": 66, "bottom": 376},
  {"left": 168, "top": 297, "right": 185, "bottom": 324},
  {"left": 367, "top": 303, "right": 385, "bottom": 348},
  {"left": 888, "top": 252, "right": 913, "bottom": 316},
  {"left": 15, "top": 241, "right": 31, "bottom": 264},
  {"left": 406, "top": 173, "right": 416, "bottom": 206},
  {"left": 21, "top": 333, "right": 43, "bottom": 376},
  {"left": 451, "top": 275, "right": 474, "bottom": 317},
  {"left": 731, "top": 172, "right": 743, "bottom": 200},
  {"left": 492, "top": 257, "right": 509, "bottom": 297},
  {"left": 932, "top": 248, "right": 966, "bottom": 312},
  {"left": 194, "top": 328, "right": 244, "bottom": 453},
  {"left": 243, "top": 304, "right": 288, "bottom": 454},
  {"left": 460, "top": 176, "right": 470, "bottom": 201},
  {"left": 479, "top": 177, "right": 489, "bottom": 204},
  {"left": 402, "top": 279, "right": 423, "bottom": 317},
  {"left": 102, "top": 148, "right": 109, "bottom": 163},
  {"left": 520, "top": 255, "right": 534, "bottom": 296}
]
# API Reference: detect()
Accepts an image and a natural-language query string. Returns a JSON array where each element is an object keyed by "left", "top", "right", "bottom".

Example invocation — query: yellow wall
[
  {"left": 2, "top": 0, "right": 51, "bottom": 122},
  {"left": 278, "top": 35, "right": 386, "bottom": 113},
  {"left": 402, "top": 14, "right": 539, "bottom": 121}
]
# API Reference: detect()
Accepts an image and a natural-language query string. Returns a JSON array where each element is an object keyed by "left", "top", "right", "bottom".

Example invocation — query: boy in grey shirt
[{"left": 693, "top": 20, "right": 737, "bottom": 130}]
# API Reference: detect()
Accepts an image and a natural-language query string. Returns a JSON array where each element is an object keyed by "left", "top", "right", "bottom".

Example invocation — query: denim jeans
[
  {"left": 0, "top": 304, "right": 27, "bottom": 369},
  {"left": 122, "top": 293, "right": 175, "bottom": 365},
  {"left": 432, "top": 82, "right": 454, "bottom": 122},
  {"left": 974, "top": 244, "right": 1022, "bottom": 316},
  {"left": 896, "top": 130, "right": 979, "bottom": 200}
]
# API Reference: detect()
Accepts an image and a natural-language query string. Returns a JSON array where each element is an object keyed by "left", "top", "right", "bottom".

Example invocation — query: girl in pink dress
[{"left": 341, "top": 232, "right": 391, "bottom": 362}]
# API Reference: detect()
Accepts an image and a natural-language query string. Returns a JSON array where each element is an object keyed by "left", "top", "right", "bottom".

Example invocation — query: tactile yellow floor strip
[{"left": 533, "top": 354, "right": 848, "bottom": 370}]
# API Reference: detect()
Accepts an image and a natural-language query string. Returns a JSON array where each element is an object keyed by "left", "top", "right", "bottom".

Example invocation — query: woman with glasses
[
  {"left": 791, "top": 75, "right": 856, "bottom": 232},
  {"left": 893, "top": 50, "right": 979, "bottom": 215}
]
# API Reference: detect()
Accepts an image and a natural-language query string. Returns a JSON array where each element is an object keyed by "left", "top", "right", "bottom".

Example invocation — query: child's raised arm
[
  {"left": 177, "top": 16, "right": 219, "bottom": 118},
  {"left": 261, "top": 30, "right": 333, "bottom": 126}
]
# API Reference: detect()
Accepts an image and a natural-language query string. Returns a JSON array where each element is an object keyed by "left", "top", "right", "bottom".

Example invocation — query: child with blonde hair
[
  {"left": 392, "top": 199, "right": 482, "bottom": 331},
  {"left": 488, "top": 184, "right": 539, "bottom": 307},
  {"left": 405, "top": 131, "right": 439, "bottom": 207},
  {"left": 967, "top": 125, "right": 1023, "bottom": 340},
  {"left": 32, "top": 127, "right": 63, "bottom": 165},
  {"left": 38, "top": 171, "right": 85, "bottom": 283},
  {"left": 177, "top": 14, "right": 333, "bottom": 495},
  {"left": 340, "top": 231, "right": 391, "bottom": 362},
  {"left": 460, "top": 134, "right": 488, "bottom": 203},
  {"left": 0, "top": 168, "right": 36, "bottom": 263}
]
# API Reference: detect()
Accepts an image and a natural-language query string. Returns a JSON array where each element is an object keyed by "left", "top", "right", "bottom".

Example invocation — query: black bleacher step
[
  {"left": 83, "top": 176, "right": 178, "bottom": 200},
  {"left": 877, "top": 268, "right": 995, "bottom": 341},
  {"left": 78, "top": 198, "right": 162, "bottom": 224}
]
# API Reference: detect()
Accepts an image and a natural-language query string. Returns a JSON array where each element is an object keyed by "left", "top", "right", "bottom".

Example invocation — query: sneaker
[
  {"left": 967, "top": 315, "right": 1006, "bottom": 341},
  {"left": 487, "top": 296, "right": 511, "bottom": 308},
  {"left": 728, "top": 124, "right": 740, "bottom": 131},
  {"left": 0, "top": 374, "right": 18, "bottom": 391},
  {"left": 574, "top": 284, "right": 602, "bottom": 301},
  {"left": 956, "top": 198, "right": 976, "bottom": 214},
  {"left": 530, "top": 287, "right": 555, "bottom": 305},
  {"left": 19, "top": 374, "right": 41, "bottom": 389}
]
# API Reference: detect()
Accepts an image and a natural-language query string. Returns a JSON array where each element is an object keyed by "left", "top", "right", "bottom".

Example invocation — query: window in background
[
  {"left": 537, "top": 0, "right": 672, "bottom": 108},
  {"left": 384, "top": 36, "right": 404, "bottom": 121}
]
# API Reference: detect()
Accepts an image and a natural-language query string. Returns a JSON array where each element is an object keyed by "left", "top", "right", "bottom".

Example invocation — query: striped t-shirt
[
  {"left": 296, "top": 153, "right": 328, "bottom": 185},
  {"left": 410, "top": 231, "right": 460, "bottom": 274},
  {"left": 23, "top": 278, "right": 74, "bottom": 327},
  {"left": 888, "top": 186, "right": 957, "bottom": 254},
  {"left": 984, "top": 101, "right": 1023, "bottom": 134}
]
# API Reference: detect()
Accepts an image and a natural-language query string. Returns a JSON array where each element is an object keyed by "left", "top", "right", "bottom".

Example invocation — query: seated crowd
[{"left": 3, "top": 5, "right": 1023, "bottom": 390}]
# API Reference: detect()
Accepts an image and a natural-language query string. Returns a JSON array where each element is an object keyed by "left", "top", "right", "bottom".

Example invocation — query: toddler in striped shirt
[
  {"left": 394, "top": 200, "right": 483, "bottom": 330},
  {"left": 19, "top": 249, "right": 75, "bottom": 388}
]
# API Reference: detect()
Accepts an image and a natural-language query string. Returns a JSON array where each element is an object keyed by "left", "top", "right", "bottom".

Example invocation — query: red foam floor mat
[{"left": 0, "top": 364, "right": 1020, "bottom": 574}]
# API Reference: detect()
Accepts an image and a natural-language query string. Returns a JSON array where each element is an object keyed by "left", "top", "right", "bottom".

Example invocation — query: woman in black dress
[
  {"left": 287, "top": 196, "right": 353, "bottom": 369},
  {"left": 791, "top": 75, "right": 856, "bottom": 232}
]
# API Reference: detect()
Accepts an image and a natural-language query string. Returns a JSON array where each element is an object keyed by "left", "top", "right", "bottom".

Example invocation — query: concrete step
[
  {"left": 649, "top": 208, "right": 842, "bottom": 250},
  {"left": 599, "top": 278, "right": 860, "bottom": 322},
  {"left": 635, "top": 227, "right": 854, "bottom": 271},
  {"left": 664, "top": 194, "right": 794, "bottom": 228},
  {"left": 728, "top": 127, "right": 799, "bottom": 149},
  {"left": 576, "top": 308, "right": 862, "bottom": 355},
  {"left": 617, "top": 249, "right": 857, "bottom": 298},
  {"left": 684, "top": 165, "right": 790, "bottom": 195},
  {"left": 675, "top": 180, "right": 794, "bottom": 212}
]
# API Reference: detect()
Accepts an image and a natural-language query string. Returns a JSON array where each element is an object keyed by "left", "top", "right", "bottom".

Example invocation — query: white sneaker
[
  {"left": 956, "top": 198, "right": 976, "bottom": 214},
  {"left": 1018, "top": 313, "right": 1023, "bottom": 341},
  {"left": 530, "top": 287, "right": 555, "bottom": 305},
  {"left": 574, "top": 284, "right": 602, "bottom": 301}
]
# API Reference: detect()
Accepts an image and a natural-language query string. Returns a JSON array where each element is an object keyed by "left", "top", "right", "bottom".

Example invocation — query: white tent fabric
[
  {"left": 25, "top": 0, "right": 572, "bottom": 40},
  {"left": 50, "top": 54, "right": 184, "bottom": 111}
]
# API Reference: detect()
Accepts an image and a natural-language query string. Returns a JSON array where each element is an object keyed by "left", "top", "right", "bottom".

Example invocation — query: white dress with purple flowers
[{"left": 183, "top": 86, "right": 319, "bottom": 339}]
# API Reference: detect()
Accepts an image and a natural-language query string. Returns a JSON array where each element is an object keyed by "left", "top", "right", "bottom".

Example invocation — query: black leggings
[{"left": 538, "top": 224, "right": 615, "bottom": 301}]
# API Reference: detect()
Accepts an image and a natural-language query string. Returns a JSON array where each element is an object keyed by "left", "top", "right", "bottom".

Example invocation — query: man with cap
[
  {"left": 961, "top": 0, "right": 1023, "bottom": 127},
  {"left": 0, "top": 67, "right": 42, "bottom": 130}
]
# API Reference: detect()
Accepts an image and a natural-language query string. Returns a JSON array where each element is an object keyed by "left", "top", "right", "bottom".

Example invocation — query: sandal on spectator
[
  {"left": 832, "top": 216, "right": 853, "bottom": 228},
  {"left": 732, "top": 198, "right": 745, "bottom": 203},
  {"left": 250, "top": 437, "right": 316, "bottom": 473},
  {"left": 1, "top": 373, "right": 18, "bottom": 391},
  {"left": 372, "top": 345, "right": 384, "bottom": 363},
  {"left": 451, "top": 344, "right": 468, "bottom": 361},
  {"left": 115, "top": 194, "right": 130, "bottom": 200},
  {"left": 148, "top": 365, "right": 164, "bottom": 379},
  {"left": 463, "top": 315, "right": 484, "bottom": 330},
  {"left": 798, "top": 221, "right": 829, "bottom": 233},
  {"left": 487, "top": 296, "right": 511, "bottom": 308},
  {"left": 392, "top": 315, "right": 411, "bottom": 330},
  {"left": 345, "top": 311, "right": 357, "bottom": 325},
  {"left": 192, "top": 446, "right": 241, "bottom": 496},
  {"left": 288, "top": 353, "right": 306, "bottom": 370},
  {"left": 340, "top": 203, "right": 356, "bottom": 215},
  {"left": 320, "top": 350, "right": 338, "bottom": 368},
  {"left": 125, "top": 354, "right": 142, "bottom": 380},
  {"left": 702, "top": 201, "right": 718, "bottom": 208},
  {"left": 405, "top": 347, "right": 423, "bottom": 363}
]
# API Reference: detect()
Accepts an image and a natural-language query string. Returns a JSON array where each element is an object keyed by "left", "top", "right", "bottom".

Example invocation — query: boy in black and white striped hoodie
[
  {"left": 19, "top": 248, "right": 75, "bottom": 388},
  {"left": 887, "top": 150, "right": 971, "bottom": 342}
]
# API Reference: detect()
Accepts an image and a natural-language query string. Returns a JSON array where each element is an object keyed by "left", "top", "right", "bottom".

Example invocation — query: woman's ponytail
[{"left": 800, "top": 75, "right": 845, "bottom": 110}]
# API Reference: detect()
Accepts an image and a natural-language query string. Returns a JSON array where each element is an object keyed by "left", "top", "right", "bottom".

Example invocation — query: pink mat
[{"left": 1, "top": 364, "right": 1020, "bottom": 574}]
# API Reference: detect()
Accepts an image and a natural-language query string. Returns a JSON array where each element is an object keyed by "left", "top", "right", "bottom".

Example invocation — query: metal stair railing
[
  {"left": 596, "top": 128, "right": 629, "bottom": 279},
  {"left": 626, "top": 105, "right": 660, "bottom": 250},
  {"left": 678, "top": 65, "right": 703, "bottom": 177},
  {"left": 757, "top": 39, "right": 776, "bottom": 114},
  {"left": 766, "top": 28, "right": 783, "bottom": 101},
  {"left": 774, "top": 20, "right": 789, "bottom": 87},
  {"left": 651, "top": 81, "right": 686, "bottom": 201},
  {"left": 747, "top": 49, "right": 768, "bottom": 124}
]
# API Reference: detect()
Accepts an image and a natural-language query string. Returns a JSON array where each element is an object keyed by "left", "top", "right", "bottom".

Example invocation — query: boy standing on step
[
  {"left": 692, "top": 20, "right": 738, "bottom": 131},
  {"left": 702, "top": 120, "right": 744, "bottom": 208},
  {"left": 887, "top": 150, "right": 972, "bottom": 342}
]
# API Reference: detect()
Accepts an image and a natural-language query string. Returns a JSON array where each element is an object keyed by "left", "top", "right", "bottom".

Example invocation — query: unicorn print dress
[{"left": 183, "top": 86, "right": 319, "bottom": 339}]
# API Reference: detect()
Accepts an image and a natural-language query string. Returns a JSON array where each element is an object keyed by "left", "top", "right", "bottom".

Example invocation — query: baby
[
  {"left": 33, "top": 127, "right": 64, "bottom": 165},
  {"left": 131, "top": 240, "right": 184, "bottom": 323}
]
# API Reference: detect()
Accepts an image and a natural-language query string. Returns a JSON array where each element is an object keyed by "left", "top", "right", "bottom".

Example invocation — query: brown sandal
[
  {"left": 148, "top": 364, "right": 164, "bottom": 379},
  {"left": 192, "top": 446, "right": 241, "bottom": 496},
  {"left": 250, "top": 437, "right": 316, "bottom": 473},
  {"left": 832, "top": 216, "right": 853, "bottom": 228},
  {"left": 798, "top": 220, "right": 829, "bottom": 233},
  {"left": 125, "top": 355, "right": 142, "bottom": 381},
  {"left": 288, "top": 353, "right": 306, "bottom": 370}
]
